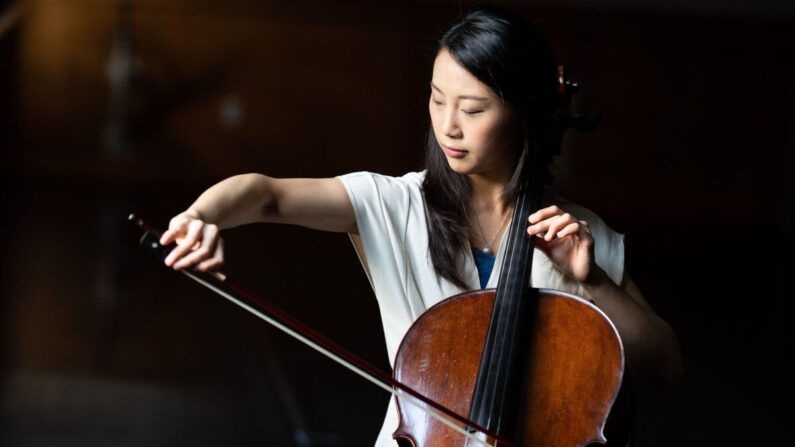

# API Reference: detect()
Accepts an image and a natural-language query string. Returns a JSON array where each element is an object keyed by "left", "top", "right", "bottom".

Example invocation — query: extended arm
[{"left": 160, "top": 173, "right": 356, "bottom": 271}]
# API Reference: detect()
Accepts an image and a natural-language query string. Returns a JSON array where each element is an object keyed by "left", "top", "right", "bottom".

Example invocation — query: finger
[
  {"left": 160, "top": 229, "right": 177, "bottom": 246},
  {"left": 544, "top": 213, "right": 575, "bottom": 241},
  {"left": 527, "top": 217, "right": 565, "bottom": 238},
  {"left": 173, "top": 224, "right": 219, "bottom": 270},
  {"left": 528, "top": 205, "right": 563, "bottom": 224},
  {"left": 197, "top": 239, "right": 225, "bottom": 272},
  {"left": 160, "top": 215, "right": 190, "bottom": 245},
  {"left": 165, "top": 219, "right": 204, "bottom": 267},
  {"left": 527, "top": 213, "right": 562, "bottom": 237},
  {"left": 173, "top": 225, "right": 219, "bottom": 270},
  {"left": 173, "top": 240, "right": 212, "bottom": 270},
  {"left": 527, "top": 219, "right": 551, "bottom": 238},
  {"left": 555, "top": 222, "right": 581, "bottom": 238}
]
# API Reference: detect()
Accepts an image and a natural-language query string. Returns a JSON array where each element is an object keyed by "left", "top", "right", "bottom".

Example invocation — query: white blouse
[{"left": 337, "top": 170, "right": 625, "bottom": 447}]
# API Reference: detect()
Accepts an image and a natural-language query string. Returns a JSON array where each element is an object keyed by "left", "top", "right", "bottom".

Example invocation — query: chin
[{"left": 445, "top": 158, "right": 474, "bottom": 175}]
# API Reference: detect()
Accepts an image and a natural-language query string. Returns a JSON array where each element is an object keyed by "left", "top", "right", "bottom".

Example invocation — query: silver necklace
[{"left": 473, "top": 206, "right": 513, "bottom": 255}]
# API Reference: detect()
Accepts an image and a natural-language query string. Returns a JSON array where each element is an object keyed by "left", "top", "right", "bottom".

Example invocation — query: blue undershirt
[{"left": 472, "top": 248, "right": 496, "bottom": 289}]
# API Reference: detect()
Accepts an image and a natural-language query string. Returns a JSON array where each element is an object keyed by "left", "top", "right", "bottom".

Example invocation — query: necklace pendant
[{"left": 481, "top": 247, "right": 491, "bottom": 255}]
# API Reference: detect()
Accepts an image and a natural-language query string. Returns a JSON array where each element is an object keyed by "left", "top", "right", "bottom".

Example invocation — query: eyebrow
[{"left": 431, "top": 82, "right": 490, "bottom": 101}]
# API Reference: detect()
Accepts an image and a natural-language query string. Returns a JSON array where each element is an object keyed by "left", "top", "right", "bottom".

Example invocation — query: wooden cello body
[{"left": 393, "top": 288, "right": 629, "bottom": 446}]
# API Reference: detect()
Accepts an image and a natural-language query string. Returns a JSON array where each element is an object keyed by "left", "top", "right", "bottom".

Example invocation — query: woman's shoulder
[
  {"left": 335, "top": 171, "right": 426, "bottom": 211},
  {"left": 337, "top": 170, "right": 424, "bottom": 183},
  {"left": 337, "top": 170, "right": 426, "bottom": 192}
]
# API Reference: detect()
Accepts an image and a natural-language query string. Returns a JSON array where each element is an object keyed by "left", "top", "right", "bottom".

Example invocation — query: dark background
[{"left": 1, "top": 0, "right": 793, "bottom": 445}]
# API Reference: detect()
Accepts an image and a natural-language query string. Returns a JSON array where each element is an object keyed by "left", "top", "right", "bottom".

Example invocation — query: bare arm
[
  {"left": 160, "top": 173, "right": 356, "bottom": 271},
  {"left": 582, "top": 269, "right": 685, "bottom": 388},
  {"left": 185, "top": 174, "right": 356, "bottom": 232}
]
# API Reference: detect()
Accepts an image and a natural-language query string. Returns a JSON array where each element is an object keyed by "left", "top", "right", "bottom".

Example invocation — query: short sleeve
[
  {"left": 335, "top": 171, "right": 431, "bottom": 347},
  {"left": 335, "top": 171, "right": 423, "bottom": 282},
  {"left": 590, "top": 214, "right": 625, "bottom": 286}
]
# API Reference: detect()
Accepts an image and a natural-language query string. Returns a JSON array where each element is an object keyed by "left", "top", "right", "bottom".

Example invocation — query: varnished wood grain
[{"left": 393, "top": 289, "right": 623, "bottom": 446}]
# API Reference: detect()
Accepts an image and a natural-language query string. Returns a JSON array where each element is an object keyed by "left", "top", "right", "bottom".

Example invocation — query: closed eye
[{"left": 463, "top": 110, "right": 482, "bottom": 115}]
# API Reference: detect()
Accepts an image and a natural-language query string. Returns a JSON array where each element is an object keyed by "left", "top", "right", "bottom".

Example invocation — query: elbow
[
  {"left": 659, "top": 332, "right": 685, "bottom": 390},
  {"left": 648, "top": 325, "right": 685, "bottom": 390},
  {"left": 627, "top": 320, "right": 685, "bottom": 390},
  {"left": 657, "top": 352, "right": 685, "bottom": 391},
  {"left": 240, "top": 173, "right": 278, "bottom": 221}
]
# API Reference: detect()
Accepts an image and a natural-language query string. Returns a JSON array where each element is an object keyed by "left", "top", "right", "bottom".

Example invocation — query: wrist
[
  {"left": 185, "top": 207, "right": 207, "bottom": 221},
  {"left": 580, "top": 266, "right": 620, "bottom": 308},
  {"left": 582, "top": 265, "right": 610, "bottom": 288}
]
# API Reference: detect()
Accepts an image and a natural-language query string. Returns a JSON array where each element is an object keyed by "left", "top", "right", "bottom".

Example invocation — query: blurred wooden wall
[{"left": 1, "top": 0, "right": 793, "bottom": 445}]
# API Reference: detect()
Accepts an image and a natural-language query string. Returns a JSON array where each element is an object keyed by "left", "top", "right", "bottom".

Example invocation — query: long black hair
[{"left": 423, "top": 6, "right": 560, "bottom": 289}]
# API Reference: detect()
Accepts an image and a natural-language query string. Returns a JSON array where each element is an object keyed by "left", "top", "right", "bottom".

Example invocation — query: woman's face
[{"left": 429, "top": 48, "right": 521, "bottom": 179}]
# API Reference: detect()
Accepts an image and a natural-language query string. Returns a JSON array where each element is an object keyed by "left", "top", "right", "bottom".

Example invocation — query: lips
[{"left": 442, "top": 145, "right": 467, "bottom": 158}]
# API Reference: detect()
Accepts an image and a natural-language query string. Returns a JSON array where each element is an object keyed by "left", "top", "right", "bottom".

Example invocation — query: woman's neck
[{"left": 468, "top": 172, "right": 511, "bottom": 214}]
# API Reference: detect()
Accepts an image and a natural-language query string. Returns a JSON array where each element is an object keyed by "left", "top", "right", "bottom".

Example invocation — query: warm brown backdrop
[{"left": 1, "top": 0, "right": 793, "bottom": 445}]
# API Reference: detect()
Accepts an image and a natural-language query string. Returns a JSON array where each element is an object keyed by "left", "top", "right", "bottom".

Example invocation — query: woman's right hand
[{"left": 159, "top": 210, "right": 225, "bottom": 272}]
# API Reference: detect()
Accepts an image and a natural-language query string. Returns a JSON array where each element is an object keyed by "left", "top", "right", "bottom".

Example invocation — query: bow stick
[{"left": 129, "top": 214, "right": 515, "bottom": 447}]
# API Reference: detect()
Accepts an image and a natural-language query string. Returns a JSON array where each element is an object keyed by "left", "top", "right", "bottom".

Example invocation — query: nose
[{"left": 441, "top": 107, "right": 462, "bottom": 139}]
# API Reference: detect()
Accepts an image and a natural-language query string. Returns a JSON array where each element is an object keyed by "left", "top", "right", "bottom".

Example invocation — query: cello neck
[{"left": 468, "top": 160, "right": 545, "bottom": 436}]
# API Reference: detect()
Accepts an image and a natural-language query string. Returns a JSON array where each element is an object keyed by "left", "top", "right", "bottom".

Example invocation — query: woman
[{"left": 160, "top": 6, "right": 683, "bottom": 446}]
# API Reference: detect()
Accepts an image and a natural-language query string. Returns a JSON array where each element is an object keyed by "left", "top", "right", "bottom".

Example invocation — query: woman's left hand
[{"left": 527, "top": 206, "right": 596, "bottom": 284}]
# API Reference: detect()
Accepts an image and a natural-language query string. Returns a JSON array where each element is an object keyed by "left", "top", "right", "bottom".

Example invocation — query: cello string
[
  {"left": 493, "top": 182, "right": 530, "bottom": 429},
  {"left": 480, "top": 161, "right": 539, "bottom": 433},
  {"left": 179, "top": 269, "right": 501, "bottom": 447},
  {"left": 497, "top": 172, "right": 536, "bottom": 432},
  {"left": 494, "top": 160, "right": 544, "bottom": 432},
  {"left": 486, "top": 181, "right": 528, "bottom": 427},
  {"left": 471, "top": 189, "right": 520, "bottom": 428}
]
